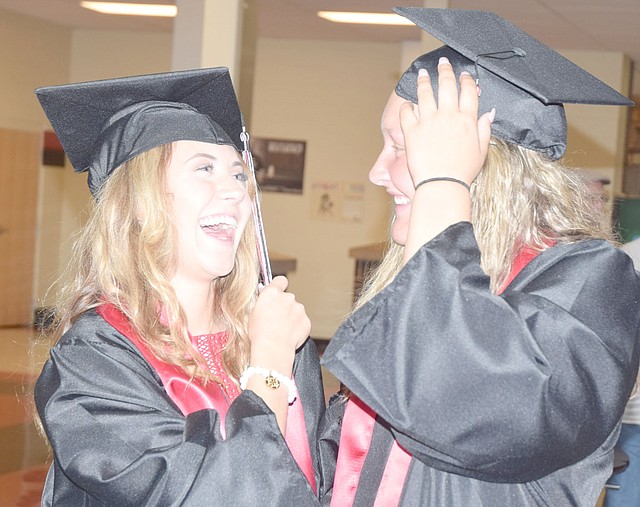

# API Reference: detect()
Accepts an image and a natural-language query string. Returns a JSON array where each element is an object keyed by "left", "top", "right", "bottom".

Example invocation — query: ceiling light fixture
[
  {"left": 317, "top": 11, "right": 414, "bottom": 26},
  {"left": 80, "top": 2, "right": 177, "bottom": 17}
]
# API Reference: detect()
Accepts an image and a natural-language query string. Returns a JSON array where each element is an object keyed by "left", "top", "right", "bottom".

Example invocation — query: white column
[
  {"left": 171, "top": 0, "right": 256, "bottom": 126},
  {"left": 421, "top": 0, "right": 449, "bottom": 52},
  {"left": 172, "top": 0, "right": 243, "bottom": 81}
]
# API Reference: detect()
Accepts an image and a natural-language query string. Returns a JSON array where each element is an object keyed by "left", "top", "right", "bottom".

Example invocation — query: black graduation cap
[
  {"left": 35, "top": 67, "right": 244, "bottom": 195},
  {"left": 394, "top": 7, "right": 634, "bottom": 160}
]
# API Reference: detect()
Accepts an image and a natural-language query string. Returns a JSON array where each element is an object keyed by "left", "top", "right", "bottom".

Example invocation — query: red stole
[
  {"left": 498, "top": 245, "right": 544, "bottom": 293},
  {"left": 97, "top": 304, "right": 316, "bottom": 493},
  {"left": 332, "top": 245, "right": 544, "bottom": 506}
]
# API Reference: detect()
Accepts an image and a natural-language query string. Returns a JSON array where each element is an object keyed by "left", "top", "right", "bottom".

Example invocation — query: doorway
[{"left": 0, "top": 128, "right": 40, "bottom": 327}]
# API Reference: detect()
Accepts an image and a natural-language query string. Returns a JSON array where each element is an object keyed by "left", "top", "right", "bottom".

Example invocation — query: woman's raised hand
[
  {"left": 399, "top": 57, "right": 493, "bottom": 187},
  {"left": 246, "top": 276, "right": 310, "bottom": 433},
  {"left": 248, "top": 275, "right": 311, "bottom": 373},
  {"left": 399, "top": 57, "right": 494, "bottom": 263}
]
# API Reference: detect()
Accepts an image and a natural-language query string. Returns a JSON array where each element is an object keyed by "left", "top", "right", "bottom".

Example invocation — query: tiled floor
[{"left": 0, "top": 327, "right": 340, "bottom": 507}]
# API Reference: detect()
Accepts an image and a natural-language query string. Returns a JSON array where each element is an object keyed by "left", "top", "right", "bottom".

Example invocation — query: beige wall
[
  {"left": 70, "top": 29, "right": 173, "bottom": 83},
  {"left": 0, "top": 10, "right": 71, "bottom": 131},
  {"left": 561, "top": 49, "right": 631, "bottom": 195},
  {"left": 0, "top": 7, "right": 632, "bottom": 337},
  {"left": 0, "top": 9, "right": 72, "bottom": 308},
  {"left": 252, "top": 38, "right": 397, "bottom": 338}
]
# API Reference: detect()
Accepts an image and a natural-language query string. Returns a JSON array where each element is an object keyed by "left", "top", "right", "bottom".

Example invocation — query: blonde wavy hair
[
  {"left": 49, "top": 142, "right": 259, "bottom": 383},
  {"left": 354, "top": 138, "right": 615, "bottom": 311}
]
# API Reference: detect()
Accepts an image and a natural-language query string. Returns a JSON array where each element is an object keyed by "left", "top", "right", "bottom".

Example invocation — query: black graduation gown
[
  {"left": 35, "top": 309, "right": 326, "bottom": 506},
  {"left": 321, "top": 222, "right": 640, "bottom": 506}
]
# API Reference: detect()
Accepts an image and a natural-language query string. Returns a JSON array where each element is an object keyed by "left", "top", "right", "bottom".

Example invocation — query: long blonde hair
[
  {"left": 49, "top": 142, "right": 259, "bottom": 382},
  {"left": 355, "top": 139, "right": 615, "bottom": 310}
]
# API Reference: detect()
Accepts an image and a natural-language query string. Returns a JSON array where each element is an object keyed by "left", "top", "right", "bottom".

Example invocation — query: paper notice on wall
[{"left": 310, "top": 180, "right": 365, "bottom": 222}]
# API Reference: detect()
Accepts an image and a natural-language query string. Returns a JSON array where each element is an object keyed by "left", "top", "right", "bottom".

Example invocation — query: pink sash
[
  {"left": 97, "top": 304, "right": 316, "bottom": 493},
  {"left": 330, "top": 396, "right": 377, "bottom": 506},
  {"left": 331, "top": 396, "right": 411, "bottom": 507}
]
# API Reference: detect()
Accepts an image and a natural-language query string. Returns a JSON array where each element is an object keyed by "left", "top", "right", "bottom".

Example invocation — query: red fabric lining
[
  {"left": 330, "top": 396, "right": 377, "bottom": 506},
  {"left": 499, "top": 246, "right": 543, "bottom": 294}
]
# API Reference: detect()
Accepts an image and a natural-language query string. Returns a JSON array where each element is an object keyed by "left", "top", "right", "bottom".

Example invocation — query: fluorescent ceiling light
[
  {"left": 317, "top": 11, "right": 414, "bottom": 26},
  {"left": 80, "top": 2, "right": 177, "bottom": 17}
]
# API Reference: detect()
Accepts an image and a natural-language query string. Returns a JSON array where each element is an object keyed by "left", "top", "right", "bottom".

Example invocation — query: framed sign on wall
[{"left": 251, "top": 138, "right": 306, "bottom": 194}]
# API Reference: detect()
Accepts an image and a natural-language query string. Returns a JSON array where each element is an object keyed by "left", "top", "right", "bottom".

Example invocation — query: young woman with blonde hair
[
  {"left": 34, "top": 68, "right": 325, "bottom": 506},
  {"left": 321, "top": 8, "right": 640, "bottom": 506}
]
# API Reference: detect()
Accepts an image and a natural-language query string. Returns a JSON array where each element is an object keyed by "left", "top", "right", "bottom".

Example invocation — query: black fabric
[
  {"left": 35, "top": 67, "right": 244, "bottom": 195},
  {"left": 396, "top": 46, "right": 567, "bottom": 160},
  {"left": 394, "top": 8, "right": 633, "bottom": 106},
  {"left": 322, "top": 222, "right": 640, "bottom": 505},
  {"left": 352, "top": 418, "right": 395, "bottom": 507},
  {"left": 318, "top": 393, "right": 345, "bottom": 506},
  {"left": 35, "top": 310, "right": 325, "bottom": 506},
  {"left": 393, "top": 8, "right": 633, "bottom": 160}
]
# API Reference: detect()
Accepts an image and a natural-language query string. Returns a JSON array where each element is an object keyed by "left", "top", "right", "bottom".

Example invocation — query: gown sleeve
[
  {"left": 35, "top": 311, "right": 323, "bottom": 506},
  {"left": 322, "top": 222, "right": 640, "bottom": 484}
]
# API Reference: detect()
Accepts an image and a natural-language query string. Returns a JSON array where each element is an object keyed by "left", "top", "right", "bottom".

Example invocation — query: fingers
[
  {"left": 400, "top": 55, "right": 494, "bottom": 189},
  {"left": 458, "top": 70, "right": 479, "bottom": 118},
  {"left": 264, "top": 275, "right": 288, "bottom": 293},
  {"left": 416, "top": 58, "right": 479, "bottom": 116},
  {"left": 402, "top": 58, "right": 465, "bottom": 129},
  {"left": 399, "top": 100, "right": 418, "bottom": 134},
  {"left": 250, "top": 276, "right": 311, "bottom": 352},
  {"left": 477, "top": 108, "right": 496, "bottom": 160},
  {"left": 415, "top": 68, "right": 436, "bottom": 116},
  {"left": 400, "top": 68, "right": 433, "bottom": 133},
  {"left": 434, "top": 57, "right": 459, "bottom": 111}
]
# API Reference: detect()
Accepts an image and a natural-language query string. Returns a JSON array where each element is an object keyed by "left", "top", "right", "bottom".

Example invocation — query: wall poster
[
  {"left": 251, "top": 137, "right": 306, "bottom": 194},
  {"left": 310, "top": 180, "right": 365, "bottom": 222}
]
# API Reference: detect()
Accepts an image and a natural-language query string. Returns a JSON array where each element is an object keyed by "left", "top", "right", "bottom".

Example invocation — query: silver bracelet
[{"left": 239, "top": 366, "right": 298, "bottom": 404}]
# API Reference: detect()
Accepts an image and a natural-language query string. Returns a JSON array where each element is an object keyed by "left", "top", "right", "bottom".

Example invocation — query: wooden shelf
[
  {"left": 348, "top": 242, "right": 387, "bottom": 262},
  {"left": 349, "top": 242, "right": 387, "bottom": 302},
  {"left": 270, "top": 251, "right": 297, "bottom": 276}
]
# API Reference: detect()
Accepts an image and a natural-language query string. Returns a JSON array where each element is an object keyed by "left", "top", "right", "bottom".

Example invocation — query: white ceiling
[{"left": 1, "top": 0, "right": 639, "bottom": 94}]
